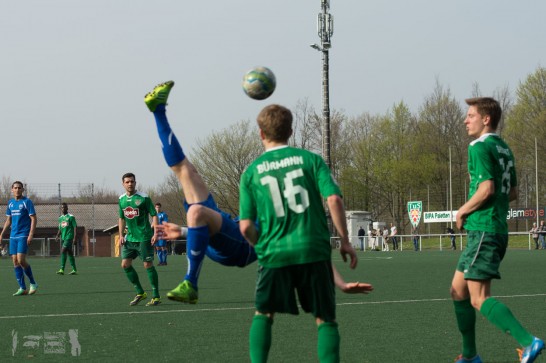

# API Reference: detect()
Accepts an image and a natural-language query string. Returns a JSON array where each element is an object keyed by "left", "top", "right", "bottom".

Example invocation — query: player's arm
[
  {"left": 332, "top": 264, "right": 373, "bottom": 294},
  {"left": 240, "top": 219, "right": 259, "bottom": 246},
  {"left": 151, "top": 215, "right": 159, "bottom": 245},
  {"left": 118, "top": 218, "right": 126, "bottom": 245},
  {"left": 327, "top": 194, "right": 357, "bottom": 269},
  {"left": 72, "top": 219, "right": 77, "bottom": 245},
  {"left": 0, "top": 216, "right": 12, "bottom": 245},
  {"left": 456, "top": 179, "right": 494, "bottom": 230},
  {"left": 28, "top": 214, "right": 37, "bottom": 245}
]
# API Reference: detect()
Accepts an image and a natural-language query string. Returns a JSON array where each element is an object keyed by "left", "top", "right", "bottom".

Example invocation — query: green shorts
[
  {"left": 254, "top": 260, "right": 336, "bottom": 322},
  {"left": 61, "top": 240, "right": 74, "bottom": 250},
  {"left": 456, "top": 230, "right": 508, "bottom": 280},
  {"left": 121, "top": 241, "right": 155, "bottom": 262}
]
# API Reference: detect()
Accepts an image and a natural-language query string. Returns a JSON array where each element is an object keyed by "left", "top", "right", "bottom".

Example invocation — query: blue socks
[
  {"left": 156, "top": 249, "right": 168, "bottom": 264},
  {"left": 153, "top": 104, "right": 185, "bottom": 166},
  {"left": 184, "top": 226, "right": 209, "bottom": 289},
  {"left": 24, "top": 265, "right": 36, "bottom": 284},
  {"left": 14, "top": 266, "right": 25, "bottom": 289}
]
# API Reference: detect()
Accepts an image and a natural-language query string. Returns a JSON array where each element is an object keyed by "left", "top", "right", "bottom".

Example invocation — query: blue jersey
[
  {"left": 157, "top": 212, "right": 168, "bottom": 225},
  {"left": 6, "top": 197, "right": 36, "bottom": 238}
]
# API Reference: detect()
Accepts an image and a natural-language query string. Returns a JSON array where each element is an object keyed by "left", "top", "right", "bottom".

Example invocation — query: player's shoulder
[{"left": 134, "top": 191, "right": 149, "bottom": 198}]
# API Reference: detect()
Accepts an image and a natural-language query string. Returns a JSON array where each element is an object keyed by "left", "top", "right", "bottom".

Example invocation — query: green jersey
[
  {"left": 464, "top": 133, "right": 517, "bottom": 234},
  {"left": 119, "top": 191, "right": 156, "bottom": 242},
  {"left": 239, "top": 145, "right": 341, "bottom": 268},
  {"left": 58, "top": 213, "right": 77, "bottom": 241}
]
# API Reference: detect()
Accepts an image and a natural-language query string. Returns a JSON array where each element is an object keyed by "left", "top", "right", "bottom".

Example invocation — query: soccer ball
[{"left": 242, "top": 67, "right": 276, "bottom": 100}]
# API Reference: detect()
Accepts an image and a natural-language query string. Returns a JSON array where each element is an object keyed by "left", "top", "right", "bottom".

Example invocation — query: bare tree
[{"left": 191, "top": 120, "right": 262, "bottom": 216}]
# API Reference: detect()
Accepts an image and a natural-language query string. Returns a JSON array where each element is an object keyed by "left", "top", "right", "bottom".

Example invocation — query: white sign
[{"left": 423, "top": 210, "right": 458, "bottom": 223}]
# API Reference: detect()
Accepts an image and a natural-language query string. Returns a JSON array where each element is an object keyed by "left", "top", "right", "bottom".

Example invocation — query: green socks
[
  {"left": 124, "top": 266, "right": 144, "bottom": 295},
  {"left": 60, "top": 253, "right": 76, "bottom": 270},
  {"left": 68, "top": 254, "right": 76, "bottom": 270},
  {"left": 454, "top": 299, "right": 477, "bottom": 358},
  {"left": 60, "top": 253, "right": 67, "bottom": 270},
  {"left": 480, "top": 297, "right": 533, "bottom": 347},
  {"left": 249, "top": 315, "right": 272, "bottom": 363},
  {"left": 146, "top": 266, "right": 159, "bottom": 298},
  {"left": 317, "top": 322, "right": 340, "bottom": 363}
]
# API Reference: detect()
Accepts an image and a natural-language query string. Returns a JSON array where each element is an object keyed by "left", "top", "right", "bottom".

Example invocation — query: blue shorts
[
  {"left": 156, "top": 239, "right": 166, "bottom": 247},
  {"left": 184, "top": 194, "right": 257, "bottom": 267},
  {"left": 9, "top": 236, "right": 29, "bottom": 255}
]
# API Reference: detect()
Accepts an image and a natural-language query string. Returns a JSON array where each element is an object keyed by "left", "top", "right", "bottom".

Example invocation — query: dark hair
[
  {"left": 465, "top": 97, "right": 502, "bottom": 130},
  {"left": 62, "top": 202, "right": 68, "bottom": 207},
  {"left": 122, "top": 172, "right": 136, "bottom": 181},
  {"left": 12, "top": 181, "right": 24, "bottom": 188},
  {"left": 155, "top": 203, "right": 162, "bottom": 207}
]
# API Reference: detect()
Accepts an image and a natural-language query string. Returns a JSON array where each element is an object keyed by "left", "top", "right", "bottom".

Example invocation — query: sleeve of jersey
[
  {"left": 471, "top": 143, "right": 494, "bottom": 183},
  {"left": 72, "top": 216, "right": 77, "bottom": 228},
  {"left": 27, "top": 199, "right": 36, "bottom": 216},
  {"left": 316, "top": 155, "right": 342, "bottom": 198},
  {"left": 118, "top": 203, "right": 124, "bottom": 218},
  {"left": 239, "top": 170, "right": 257, "bottom": 221},
  {"left": 148, "top": 198, "right": 157, "bottom": 217}
]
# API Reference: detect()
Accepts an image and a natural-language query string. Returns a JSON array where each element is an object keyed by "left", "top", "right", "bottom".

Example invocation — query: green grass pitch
[{"left": 0, "top": 250, "right": 544, "bottom": 362}]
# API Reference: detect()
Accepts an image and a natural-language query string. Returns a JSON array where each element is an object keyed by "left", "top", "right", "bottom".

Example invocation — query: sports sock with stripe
[{"left": 153, "top": 104, "right": 185, "bottom": 166}]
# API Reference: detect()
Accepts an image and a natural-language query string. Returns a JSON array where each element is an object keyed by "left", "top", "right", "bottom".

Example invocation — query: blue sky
[{"left": 1, "top": 0, "right": 545, "bottom": 192}]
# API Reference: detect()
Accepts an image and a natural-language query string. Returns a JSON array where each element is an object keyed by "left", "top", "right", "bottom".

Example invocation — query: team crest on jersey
[
  {"left": 124, "top": 207, "right": 139, "bottom": 219},
  {"left": 135, "top": 199, "right": 142, "bottom": 206},
  {"left": 407, "top": 201, "right": 422, "bottom": 228}
]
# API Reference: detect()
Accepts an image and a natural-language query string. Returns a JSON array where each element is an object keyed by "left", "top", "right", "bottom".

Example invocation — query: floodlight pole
[{"left": 311, "top": 0, "right": 334, "bottom": 169}]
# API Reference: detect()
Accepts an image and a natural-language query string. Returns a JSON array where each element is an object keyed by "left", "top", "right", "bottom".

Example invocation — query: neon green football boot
[
  {"left": 166, "top": 280, "right": 198, "bottom": 304},
  {"left": 145, "top": 297, "right": 161, "bottom": 306},
  {"left": 13, "top": 288, "right": 28, "bottom": 296},
  {"left": 144, "top": 81, "right": 175, "bottom": 112},
  {"left": 56, "top": 269, "right": 64, "bottom": 275}
]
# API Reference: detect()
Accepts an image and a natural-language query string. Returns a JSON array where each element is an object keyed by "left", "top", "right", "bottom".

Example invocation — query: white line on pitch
[{"left": 0, "top": 293, "right": 544, "bottom": 320}]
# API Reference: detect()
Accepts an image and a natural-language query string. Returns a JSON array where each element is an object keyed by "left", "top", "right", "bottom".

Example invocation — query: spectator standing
[
  {"left": 382, "top": 226, "right": 390, "bottom": 251},
  {"left": 529, "top": 222, "right": 539, "bottom": 250},
  {"left": 539, "top": 220, "right": 546, "bottom": 250},
  {"left": 447, "top": 227, "right": 457, "bottom": 250},
  {"left": 412, "top": 226, "right": 419, "bottom": 251},
  {"left": 390, "top": 223, "right": 398, "bottom": 250},
  {"left": 358, "top": 226, "right": 365, "bottom": 251}
]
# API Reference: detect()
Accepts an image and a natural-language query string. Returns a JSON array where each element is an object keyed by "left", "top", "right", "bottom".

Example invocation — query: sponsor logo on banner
[
  {"left": 506, "top": 207, "right": 545, "bottom": 220},
  {"left": 407, "top": 201, "right": 422, "bottom": 228},
  {"left": 423, "top": 211, "right": 458, "bottom": 223}
]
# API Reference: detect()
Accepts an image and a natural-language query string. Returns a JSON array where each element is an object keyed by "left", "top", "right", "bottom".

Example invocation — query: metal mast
[{"left": 311, "top": 0, "right": 334, "bottom": 169}]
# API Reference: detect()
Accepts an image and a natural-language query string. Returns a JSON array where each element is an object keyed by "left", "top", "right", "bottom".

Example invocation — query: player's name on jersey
[{"left": 256, "top": 156, "right": 304, "bottom": 174}]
